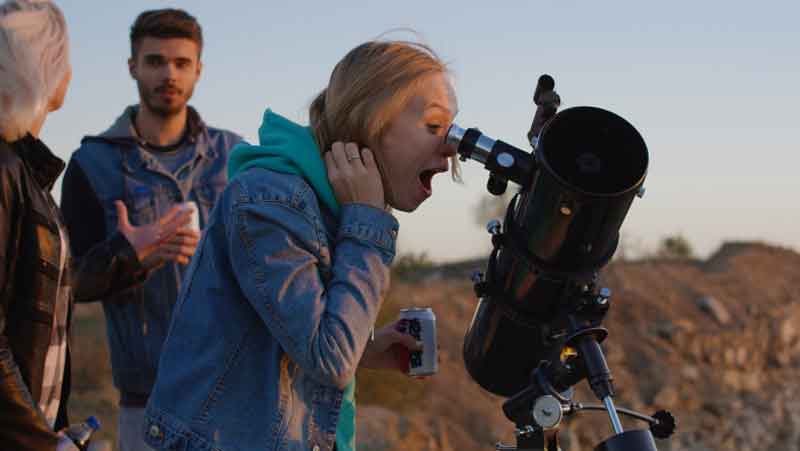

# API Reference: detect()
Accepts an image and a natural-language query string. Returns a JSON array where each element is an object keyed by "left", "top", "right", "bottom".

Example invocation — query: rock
[
  {"left": 736, "top": 346, "right": 748, "bottom": 368},
  {"left": 675, "top": 319, "right": 697, "bottom": 334},
  {"left": 696, "top": 296, "right": 731, "bottom": 325},
  {"left": 721, "top": 370, "right": 741, "bottom": 390},
  {"left": 681, "top": 365, "right": 700, "bottom": 381},
  {"left": 770, "top": 350, "right": 792, "bottom": 368},
  {"left": 688, "top": 339, "right": 704, "bottom": 360},
  {"left": 739, "top": 372, "right": 761, "bottom": 392},
  {"left": 723, "top": 348, "right": 737, "bottom": 367},
  {"left": 653, "top": 386, "right": 680, "bottom": 407},
  {"left": 777, "top": 318, "right": 797, "bottom": 346},
  {"left": 656, "top": 319, "right": 697, "bottom": 342}
]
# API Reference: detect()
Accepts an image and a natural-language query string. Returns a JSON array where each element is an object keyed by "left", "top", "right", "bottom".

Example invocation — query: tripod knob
[
  {"left": 650, "top": 410, "right": 676, "bottom": 439},
  {"left": 486, "top": 219, "right": 502, "bottom": 236},
  {"left": 532, "top": 395, "right": 563, "bottom": 430}
]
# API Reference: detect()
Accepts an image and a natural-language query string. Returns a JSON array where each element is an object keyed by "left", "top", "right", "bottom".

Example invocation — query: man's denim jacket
[
  {"left": 64, "top": 106, "right": 241, "bottom": 400},
  {"left": 144, "top": 167, "right": 398, "bottom": 451}
]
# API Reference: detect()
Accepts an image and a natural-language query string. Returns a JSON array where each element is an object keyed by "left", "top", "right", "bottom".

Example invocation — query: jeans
[{"left": 119, "top": 406, "right": 153, "bottom": 451}]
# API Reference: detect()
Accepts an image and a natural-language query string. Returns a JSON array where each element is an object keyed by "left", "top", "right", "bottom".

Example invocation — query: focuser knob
[
  {"left": 486, "top": 219, "right": 502, "bottom": 236},
  {"left": 471, "top": 271, "right": 485, "bottom": 284},
  {"left": 487, "top": 174, "right": 508, "bottom": 196}
]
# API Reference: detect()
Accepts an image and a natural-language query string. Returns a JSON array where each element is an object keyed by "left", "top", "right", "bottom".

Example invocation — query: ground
[{"left": 69, "top": 241, "right": 800, "bottom": 450}]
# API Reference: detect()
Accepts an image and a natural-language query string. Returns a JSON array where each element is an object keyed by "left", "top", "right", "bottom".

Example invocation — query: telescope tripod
[{"left": 483, "top": 283, "right": 675, "bottom": 450}]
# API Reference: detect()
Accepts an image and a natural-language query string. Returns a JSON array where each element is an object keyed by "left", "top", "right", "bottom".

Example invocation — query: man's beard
[{"left": 138, "top": 81, "right": 194, "bottom": 118}]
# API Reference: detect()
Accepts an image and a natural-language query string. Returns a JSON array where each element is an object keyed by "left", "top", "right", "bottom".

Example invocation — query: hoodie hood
[
  {"left": 97, "top": 106, "right": 139, "bottom": 141},
  {"left": 228, "top": 109, "right": 339, "bottom": 216}
]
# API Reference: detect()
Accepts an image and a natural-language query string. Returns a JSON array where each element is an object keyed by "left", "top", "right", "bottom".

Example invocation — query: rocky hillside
[
  {"left": 354, "top": 241, "right": 800, "bottom": 451},
  {"left": 69, "top": 241, "right": 800, "bottom": 450}
]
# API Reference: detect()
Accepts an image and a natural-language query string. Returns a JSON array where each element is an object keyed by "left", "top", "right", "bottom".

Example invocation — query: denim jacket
[
  {"left": 144, "top": 167, "right": 398, "bottom": 451},
  {"left": 61, "top": 106, "right": 242, "bottom": 398}
]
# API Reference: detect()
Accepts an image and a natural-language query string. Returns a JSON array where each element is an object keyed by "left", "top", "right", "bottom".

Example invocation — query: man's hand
[
  {"left": 114, "top": 201, "right": 199, "bottom": 266},
  {"left": 359, "top": 320, "right": 422, "bottom": 372},
  {"left": 138, "top": 227, "right": 201, "bottom": 269}
]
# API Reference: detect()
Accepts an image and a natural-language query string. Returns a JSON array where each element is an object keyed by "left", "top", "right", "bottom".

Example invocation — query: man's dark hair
[{"left": 130, "top": 8, "right": 203, "bottom": 58}]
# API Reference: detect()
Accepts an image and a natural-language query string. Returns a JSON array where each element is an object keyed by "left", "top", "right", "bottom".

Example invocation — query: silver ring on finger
[{"left": 346, "top": 151, "right": 360, "bottom": 162}]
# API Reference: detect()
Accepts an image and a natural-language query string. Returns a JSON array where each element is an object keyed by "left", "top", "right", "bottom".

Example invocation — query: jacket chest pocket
[
  {"left": 124, "top": 177, "right": 159, "bottom": 226},
  {"left": 194, "top": 182, "right": 224, "bottom": 206},
  {"left": 191, "top": 181, "right": 226, "bottom": 227},
  {"left": 21, "top": 209, "right": 65, "bottom": 314}
]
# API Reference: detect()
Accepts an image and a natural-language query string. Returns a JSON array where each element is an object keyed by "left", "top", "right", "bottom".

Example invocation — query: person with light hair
[
  {"left": 0, "top": 1, "right": 192, "bottom": 449},
  {"left": 0, "top": 0, "right": 70, "bottom": 141},
  {"left": 144, "top": 40, "right": 460, "bottom": 451}
]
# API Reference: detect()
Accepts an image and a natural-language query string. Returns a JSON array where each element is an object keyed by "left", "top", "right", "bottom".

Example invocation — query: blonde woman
[
  {"left": 0, "top": 2, "right": 191, "bottom": 449},
  {"left": 145, "top": 40, "right": 459, "bottom": 451}
]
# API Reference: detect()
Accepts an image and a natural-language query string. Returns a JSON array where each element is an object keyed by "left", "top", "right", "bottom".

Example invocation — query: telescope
[{"left": 448, "top": 75, "right": 675, "bottom": 450}]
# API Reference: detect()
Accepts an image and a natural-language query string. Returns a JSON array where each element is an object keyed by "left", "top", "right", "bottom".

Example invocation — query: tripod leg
[
  {"left": 603, "top": 396, "right": 624, "bottom": 435},
  {"left": 545, "top": 431, "right": 560, "bottom": 451},
  {"left": 516, "top": 429, "right": 560, "bottom": 451}
]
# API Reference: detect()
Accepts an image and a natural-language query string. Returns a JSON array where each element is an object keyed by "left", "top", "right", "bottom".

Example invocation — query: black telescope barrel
[
  {"left": 463, "top": 106, "right": 648, "bottom": 397},
  {"left": 516, "top": 106, "right": 647, "bottom": 273}
]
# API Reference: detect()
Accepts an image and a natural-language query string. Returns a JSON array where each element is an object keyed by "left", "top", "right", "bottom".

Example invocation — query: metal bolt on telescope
[{"left": 447, "top": 75, "right": 675, "bottom": 451}]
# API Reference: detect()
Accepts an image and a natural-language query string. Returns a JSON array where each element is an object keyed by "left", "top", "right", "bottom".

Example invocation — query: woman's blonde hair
[
  {"left": 309, "top": 40, "right": 460, "bottom": 180},
  {"left": 0, "top": 0, "right": 69, "bottom": 141}
]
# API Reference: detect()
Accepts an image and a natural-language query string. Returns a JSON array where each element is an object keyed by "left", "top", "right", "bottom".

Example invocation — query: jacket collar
[
  {"left": 93, "top": 105, "right": 214, "bottom": 174},
  {"left": 99, "top": 104, "right": 206, "bottom": 143},
  {"left": 11, "top": 134, "right": 66, "bottom": 191}
]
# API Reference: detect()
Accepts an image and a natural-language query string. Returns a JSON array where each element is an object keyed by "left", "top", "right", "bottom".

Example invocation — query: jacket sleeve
[
  {"left": 227, "top": 187, "right": 398, "bottom": 390},
  {"left": 0, "top": 159, "right": 60, "bottom": 450},
  {"left": 61, "top": 158, "right": 146, "bottom": 302}
]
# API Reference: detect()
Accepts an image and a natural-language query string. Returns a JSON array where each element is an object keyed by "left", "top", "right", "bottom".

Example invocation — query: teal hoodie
[
  {"left": 228, "top": 109, "right": 339, "bottom": 215},
  {"left": 227, "top": 109, "right": 356, "bottom": 451}
]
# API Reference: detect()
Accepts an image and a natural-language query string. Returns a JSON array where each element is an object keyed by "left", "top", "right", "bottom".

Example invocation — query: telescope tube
[{"left": 459, "top": 106, "right": 648, "bottom": 396}]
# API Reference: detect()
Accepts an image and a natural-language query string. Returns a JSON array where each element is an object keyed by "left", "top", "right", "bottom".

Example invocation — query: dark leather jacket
[{"left": 0, "top": 134, "right": 143, "bottom": 450}]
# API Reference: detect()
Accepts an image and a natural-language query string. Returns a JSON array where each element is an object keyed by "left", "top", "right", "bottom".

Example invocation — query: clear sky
[{"left": 43, "top": 1, "right": 799, "bottom": 262}]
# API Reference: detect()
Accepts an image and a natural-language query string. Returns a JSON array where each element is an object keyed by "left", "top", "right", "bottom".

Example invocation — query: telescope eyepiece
[
  {"left": 446, "top": 123, "right": 466, "bottom": 148},
  {"left": 445, "top": 123, "right": 535, "bottom": 188},
  {"left": 446, "top": 123, "right": 493, "bottom": 165}
]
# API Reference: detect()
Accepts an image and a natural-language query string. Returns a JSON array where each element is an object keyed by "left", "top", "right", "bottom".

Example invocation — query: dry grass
[{"left": 69, "top": 302, "right": 119, "bottom": 446}]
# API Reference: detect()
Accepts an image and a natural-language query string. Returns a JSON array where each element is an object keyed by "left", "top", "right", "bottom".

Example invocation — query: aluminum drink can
[
  {"left": 398, "top": 307, "right": 437, "bottom": 376},
  {"left": 184, "top": 201, "right": 200, "bottom": 232}
]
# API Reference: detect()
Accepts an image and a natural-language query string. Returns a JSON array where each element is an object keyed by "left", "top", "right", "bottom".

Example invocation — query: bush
[
  {"left": 657, "top": 233, "right": 694, "bottom": 259},
  {"left": 391, "top": 252, "right": 435, "bottom": 281}
]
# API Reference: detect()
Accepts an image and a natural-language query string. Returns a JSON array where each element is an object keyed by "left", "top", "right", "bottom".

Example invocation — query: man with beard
[{"left": 60, "top": 9, "right": 241, "bottom": 451}]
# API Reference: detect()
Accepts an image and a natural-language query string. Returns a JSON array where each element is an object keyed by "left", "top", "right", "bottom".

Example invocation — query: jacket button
[{"left": 148, "top": 425, "right": 161, "bottom": 439}]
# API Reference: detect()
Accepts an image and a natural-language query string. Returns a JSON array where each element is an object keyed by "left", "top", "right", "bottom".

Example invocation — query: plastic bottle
[{"left": 65, "top": 416, "right": 100, "bottom": 451}]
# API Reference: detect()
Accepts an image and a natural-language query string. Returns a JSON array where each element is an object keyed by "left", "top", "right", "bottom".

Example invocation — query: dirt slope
[{"left": 355, "top": 241, "right": 800, "bottom": 451}]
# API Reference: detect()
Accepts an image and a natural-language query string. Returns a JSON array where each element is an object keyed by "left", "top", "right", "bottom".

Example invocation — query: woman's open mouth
[{"left": 418, "top": 166, "right": 446, "bottom": 196}]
